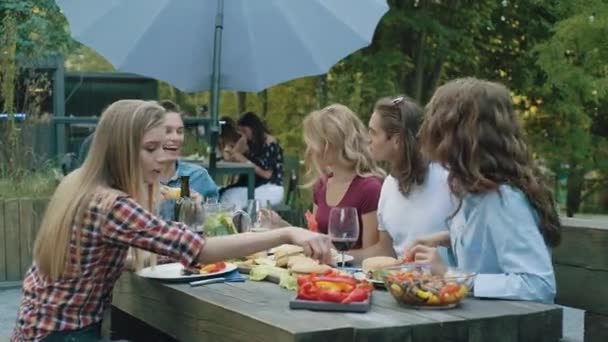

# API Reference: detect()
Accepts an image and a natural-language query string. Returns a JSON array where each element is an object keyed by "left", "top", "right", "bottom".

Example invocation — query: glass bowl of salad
[{"left": 382, "top": 263, "right": 475, "bottom": 309}]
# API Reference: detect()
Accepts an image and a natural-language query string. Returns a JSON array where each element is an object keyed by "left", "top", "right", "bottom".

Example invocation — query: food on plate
[
  {"left": 290, "top": 258, "right": 332, "bottom": 274},
  {"left": 274, "top": 244, "right": 305, "bottom": 267},
  {"left": 248, "top": 265, "right": 298, "bottom": 290},
  {"left": 283, "top": 255, "right": 308, "bottom": 268},
  {"left": 362, "top": 256, "right": 400, "bottom": 272},
  {"left": 254, "top": 257, "right": 276, "bottom": 266},
  {"left": 274, "top": 244, "right": 304, "bottom": 257},
  {"left": 383, "top": 266, "right": 473, "bottom": 308},
  {"left": 181, "top": 261, "right": 227, "bottom": 275},
  {"left": 246, "top": 251, "right": 268, "bottom": 260},
  {"left": 296, "top": 270, "right": 374, "bottom": 304}
]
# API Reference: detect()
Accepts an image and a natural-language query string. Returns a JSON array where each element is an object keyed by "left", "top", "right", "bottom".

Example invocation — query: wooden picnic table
[{"left": 111, "top": 272, "right": 562, "bottom": 342}]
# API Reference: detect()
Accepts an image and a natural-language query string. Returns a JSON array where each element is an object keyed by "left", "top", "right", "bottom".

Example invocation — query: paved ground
[{"left": 0, "top": 284, "right": 585, "bottom": 342}]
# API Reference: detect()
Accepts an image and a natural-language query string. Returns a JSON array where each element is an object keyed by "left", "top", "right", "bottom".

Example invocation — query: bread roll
[
  {"left": 290, "top": 259, "right": 332, "bottom": 274},
  {"left": 246, "top": 251, "right": 268, "bottom": 260},
  {"left": 361, "top": 256, "right": 400, "bottom": 273}
]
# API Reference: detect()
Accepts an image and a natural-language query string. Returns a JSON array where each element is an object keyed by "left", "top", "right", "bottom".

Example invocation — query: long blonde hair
[
  {"left": 303, "top": 104, "right": 385, "bottom": 185},
  {"left": 33, "top": 100, "right": 166, "bottom": 279}
]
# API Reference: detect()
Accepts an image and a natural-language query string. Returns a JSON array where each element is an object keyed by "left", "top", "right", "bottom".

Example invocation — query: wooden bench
[{"left": 553, "top": 217, "right": 608, "bottom": 342}]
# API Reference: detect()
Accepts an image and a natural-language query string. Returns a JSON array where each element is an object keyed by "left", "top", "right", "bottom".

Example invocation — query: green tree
[
  {"left": 0, "top": 0, "right": 73, "bottom": 58},
  {"left": 530, "top": 0, "right": 608, "bottom": 215}
]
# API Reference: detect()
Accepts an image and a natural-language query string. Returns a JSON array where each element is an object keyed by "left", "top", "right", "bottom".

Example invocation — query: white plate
[
  {"left": 352, "top": 270, "right": 384, "bottom": 286},
  {"left": 137, "top": 262, "right": 237, "bottom": 282},
  {"left": 334, "top": 254, "right": 354, "bottom": 265}
]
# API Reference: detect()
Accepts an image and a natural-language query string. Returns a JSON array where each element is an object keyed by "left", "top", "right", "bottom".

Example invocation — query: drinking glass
[
  {"left": 246, "top": 199, "right": 271, "bottom": 232},
  {"left": 328, "top": 207, "right": 359, "bottom": 268}
]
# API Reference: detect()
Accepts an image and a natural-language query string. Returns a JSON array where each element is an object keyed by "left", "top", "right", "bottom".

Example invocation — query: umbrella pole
[{"left": 208, "top": 0, "right": 224, "bottom": 179}]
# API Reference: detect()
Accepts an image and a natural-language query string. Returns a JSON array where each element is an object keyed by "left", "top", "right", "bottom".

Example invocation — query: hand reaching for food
[
  {"left": 288, "top": 227, "right": 333, "bottom": 266},
  {"left": 404, "top": 245, "right": 447, "bottom": 276},
  {"left": 259, "top": 209, "right": 290, "bottom": 228}
]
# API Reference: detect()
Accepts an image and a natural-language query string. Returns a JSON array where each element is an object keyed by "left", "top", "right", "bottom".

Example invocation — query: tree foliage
[{"left": 3, "top": 0, "right": 608, "bottom": 213}]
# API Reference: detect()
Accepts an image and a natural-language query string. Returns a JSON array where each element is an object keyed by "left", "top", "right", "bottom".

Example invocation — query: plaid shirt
[{"left": 12, "top": 194, "right": 204, "bottom": 341}]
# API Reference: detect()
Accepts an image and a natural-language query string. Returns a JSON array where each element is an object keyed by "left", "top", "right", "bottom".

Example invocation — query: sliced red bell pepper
[
  {"left": 355, "top": 281, "right": 374, "bottom": 293},
  {"left": 200, "top": 261, "right": 226, "bottom": 273},
  {"left": 317, "top": 289, "right": 348, "bottom": 303},
  {"left": 297, "top": 272, "right": 374, "bottom": 303},
  {"left": 341, "top": 288, "right": 370, "bottom": 304},
  {"left": 312, "top": 276, "right": 357, "bottom": 285},
  {"left": 297, "top": 282, "right": 319, "bottom": 301},
  {"left": 304, "top": 210, "right": 318, "bottom": 232},
  {"left": 297, "top": 274, "right": 315, "bottom": 287}
]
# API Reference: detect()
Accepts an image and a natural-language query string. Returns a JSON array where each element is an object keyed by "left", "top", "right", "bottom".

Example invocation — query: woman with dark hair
[
  {"left": 348, "top": 95, "right": 456, "bottom": 262},
  {"left": 219, "top": 116, "right": 241, "bottom": 161},
  {"left": 221, "top": 112, "right": 284, "bottom": 208},
  {"left": 405, "top": 78, "right": 560, "bottom": 303}
]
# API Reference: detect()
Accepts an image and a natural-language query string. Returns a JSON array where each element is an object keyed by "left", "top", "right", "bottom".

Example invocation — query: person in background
[
  {"left": 219, "top": 116, "right": 241, "bottom": 161},
  {"left": 405, "top": 78, "right": 561, "bottom": 303},
  {"left": 158, "top": 100, "right": 218, "bottom": 219},
  {"left": 303, "top": 104, "right": 385, "bottom": 249},
  {"left": 221, "top": 112, "right": 284, "bottom": 208},
  {"left": 348, "top": 95, "right": 456, "bottom": 262},
  {"left": 12, "top": 100, "right": 333, "bottom": 341}
]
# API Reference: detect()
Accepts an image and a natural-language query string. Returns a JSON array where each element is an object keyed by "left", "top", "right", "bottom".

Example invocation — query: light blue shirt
[
  {"left": 449, "top": 185, "right": 556, "bottom": 303},
  {"left": 159, "top": 160, "right": 219, "bottom": 220}
]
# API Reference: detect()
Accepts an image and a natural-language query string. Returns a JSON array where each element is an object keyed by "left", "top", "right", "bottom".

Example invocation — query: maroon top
[{"left": 313, "top": 175, "right": 383, "bottom": 248}]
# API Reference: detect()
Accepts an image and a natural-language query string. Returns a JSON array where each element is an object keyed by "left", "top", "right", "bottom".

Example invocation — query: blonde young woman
[
  {"left": 303, "top": 104, "right": 385, "bottom": 249},
  {"left": 12, "top": 100, "right": 332, "bottom": 342}
]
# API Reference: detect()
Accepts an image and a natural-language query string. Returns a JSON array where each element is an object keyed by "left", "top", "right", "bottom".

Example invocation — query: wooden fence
[
  {"left": 553, "top": 217, "right": 608, "bottom": 342},
  {"left": 0, "top": 198, "right": 48, "bottom": 281}
]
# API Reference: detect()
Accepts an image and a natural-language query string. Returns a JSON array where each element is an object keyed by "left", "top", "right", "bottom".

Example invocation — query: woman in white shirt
[{"left": 349, "top": 95, "right": 456, "bottom": 262}]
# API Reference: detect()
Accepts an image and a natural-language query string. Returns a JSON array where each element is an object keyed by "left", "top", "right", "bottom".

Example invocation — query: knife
[{"left": 189, "top": 277, "right": 226, "bottom": 287}]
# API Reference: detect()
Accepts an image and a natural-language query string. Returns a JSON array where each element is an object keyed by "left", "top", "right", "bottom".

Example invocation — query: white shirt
[{"left": 377, "top": 163, "right": 456, "bottom": 258}]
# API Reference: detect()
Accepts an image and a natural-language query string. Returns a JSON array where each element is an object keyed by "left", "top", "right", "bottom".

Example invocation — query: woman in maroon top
[
  {"left": 303, "top": 104, "right": 385, "bottom": 249},
  {"left": 12, "top": 100, "right": 332, "bottom": 342}
]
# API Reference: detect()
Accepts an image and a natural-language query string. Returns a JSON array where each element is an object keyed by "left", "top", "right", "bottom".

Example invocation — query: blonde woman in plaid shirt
[{"left": 12, "top": 100, "right": 332, "bottom": 342}]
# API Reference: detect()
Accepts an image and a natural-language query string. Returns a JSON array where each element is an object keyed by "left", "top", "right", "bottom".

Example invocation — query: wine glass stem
[{"left": 341, "top": 252, "right": 345, "bottom": 269}]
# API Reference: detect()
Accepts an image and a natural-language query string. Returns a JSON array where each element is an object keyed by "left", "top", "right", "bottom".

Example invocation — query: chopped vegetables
[
  {"left": 385, "top": 269, "right": 470, "bottom": 307},
  {"left": 296, "top": 270, "right": 373, "bottom": 304},
  {"left": 304, "top": 210, "right": 318, "bottom": 232},
  {"left": 181, "top": 262, "right": 226, "bottom": 275}
]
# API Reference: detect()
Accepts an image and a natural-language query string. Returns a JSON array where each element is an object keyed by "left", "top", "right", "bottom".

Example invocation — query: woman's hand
[
  {"left": 403, "top": 231, "right": 450, "bottom": 254},
  {"left": 404, "top": 245, "right": 447, "bottom": 275},
  {"left": 231, "top": 151, "right": 248, "bottom": 163},
  {"left": 233, "top": 135, "right": 249, "bottom": 154},
  {"left": 222, "top": 146, "right": 234, "bottom": 161},
  {"left": 287, "top": 227, "right": 333, "bottom": 265},
  {"left": 259, "top": 209, "right": 290, "bottom": 228},
  {"left": 190, "top": 190, "right": 203, "bottom": 204}
]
